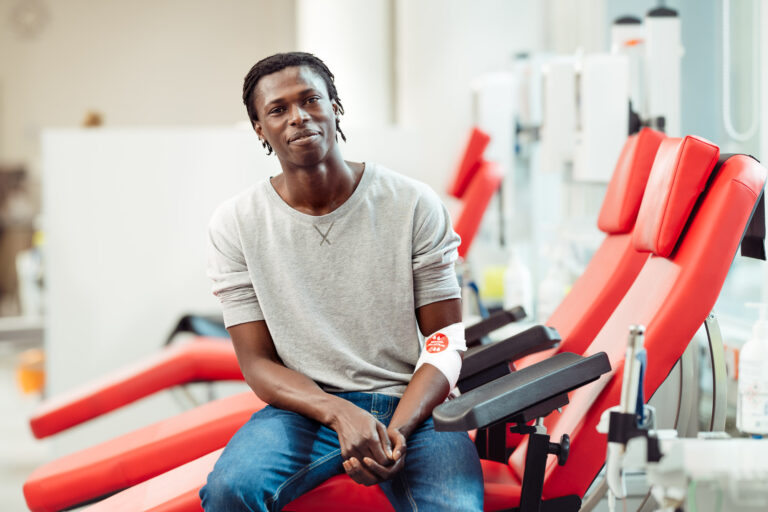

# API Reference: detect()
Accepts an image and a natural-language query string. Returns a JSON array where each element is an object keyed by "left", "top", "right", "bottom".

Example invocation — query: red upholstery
[
  {"left": 632, "top": 136, "right": 720, "bottom": 257},
  {"left": 30, "top": 338, "right": 241, "bottom": 438},
  {"left": 24, "top": 391, "right": 263, "bottom": 512},
  {"left": 83, "top": 449, "right": 221, "bottom": 512},
  {"left": 78, "top": 139, "right": 766, "bottom": 511},
  {"left": 83, "top": 153, "right": 766, "bottom": 512},
  {"left": 514, "top": 154, "right": 766, "bottom": 501},
  {"left": 597, "top": 128, "right": 666, "bottom": 234},
  {"left": 455, "top": 161, "right": 503, "bottom": 259},
  {"left": 26, "top": 132, "right": 665, "bottom": 512},
  {"left": 449, "top": 127, "right": 491, "bottom": 199},
  {"left": 78, "top": 453, "right": 522, "bottom": 512},
  {"left": 517, "top": 130, "right": 666, "bottom": 368}
]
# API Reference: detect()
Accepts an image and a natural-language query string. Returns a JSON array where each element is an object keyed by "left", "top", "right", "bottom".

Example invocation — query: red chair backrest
[
  {"left": 513, "top": 140, "right": 766, "bottom": 499},
  {"left": 521, "top": 128, "right": 665, "bottom": 366}
]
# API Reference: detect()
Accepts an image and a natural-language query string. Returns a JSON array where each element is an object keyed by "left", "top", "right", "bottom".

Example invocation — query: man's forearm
[
  {"left": 387, "top": 363, "right": 450, "bottom": 438},
  {"left": 389, "top": 298, "right": 463, "bottom": 437},
  {"left": 242, "top": 358, "right": 349, "bottom": 426}
]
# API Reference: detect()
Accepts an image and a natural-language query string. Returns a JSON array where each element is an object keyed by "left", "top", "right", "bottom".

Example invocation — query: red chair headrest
[
  {"left": 632, "top": 136, "right": 720, "bottom": 257},
  {"left": 448, "top": 127, "right": 491, "bottom": 199},
  {"left": 597, "top": 128, "right": 666, "bottom": 234}
]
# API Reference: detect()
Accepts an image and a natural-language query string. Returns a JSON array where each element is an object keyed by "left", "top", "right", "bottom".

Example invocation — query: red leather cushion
[
  {"left": 632, "top": 136, "right": 720, "bottom": 256},
  {"left": 29, "top": 338, "right": 241, "bottom": 438},
  {"left": 597, "top": 128, "right": 666, "bottom": 234},
  {"left": 455, "top": 161, "right": 503, "bottom": 259},
  {"left": 24, "top": 391, "right": 264, "bottom": 512},
  {"left": 448, "top": 127, "right": 491, "bottom": 199},
  {"left": 80, "top": 449, "right": 221, "bottom": 512},
  {"left": 512, "top": 153, "right": 766, "bottom": 500}
]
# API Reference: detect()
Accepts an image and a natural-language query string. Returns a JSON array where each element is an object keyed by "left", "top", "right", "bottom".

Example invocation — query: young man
[{"left": 201, "top": 52, "right": 484, "bottom": 511}]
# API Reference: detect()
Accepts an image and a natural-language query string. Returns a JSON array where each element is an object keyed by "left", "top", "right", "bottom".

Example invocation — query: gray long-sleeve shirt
[{"left": 207, "top": 162, "right": 461, "bottom": 396}]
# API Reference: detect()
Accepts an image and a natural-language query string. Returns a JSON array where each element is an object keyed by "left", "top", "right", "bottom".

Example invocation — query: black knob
[{"left": 547, "top": 434, "right": 570, "bottom": 466}]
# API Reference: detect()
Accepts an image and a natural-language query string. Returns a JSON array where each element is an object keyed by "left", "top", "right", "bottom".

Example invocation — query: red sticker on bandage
[{"left": 425, "top": 333, "right": 448, "bottom": 353}]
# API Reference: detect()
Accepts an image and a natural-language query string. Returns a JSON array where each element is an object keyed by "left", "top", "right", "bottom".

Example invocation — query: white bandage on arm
[{"left": 414, "top": 322, "right": 466, "bottom": 390}]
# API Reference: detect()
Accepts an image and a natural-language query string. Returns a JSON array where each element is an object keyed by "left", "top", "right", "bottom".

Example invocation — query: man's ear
[{"left": 253, "top": 121, "right": 263, "bottom": 138}]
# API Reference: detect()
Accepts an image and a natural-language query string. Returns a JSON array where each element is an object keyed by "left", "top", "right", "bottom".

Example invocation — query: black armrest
[
  {"left": 164, "top": 314, "right": 228, "bottom": 345},
  {"left": 435, "top": 352, "right": 611, "bottom": 431},
  {"left": 466, "top": 306, "right": 527, "bottom": 347},
  {"left": 457, "top": 325, "right": 561, "bottom": 393}
]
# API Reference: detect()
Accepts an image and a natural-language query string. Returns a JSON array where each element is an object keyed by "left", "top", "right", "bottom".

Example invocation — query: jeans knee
[{"left": 200, "top": 467, "right": 268, "bottom": 512}]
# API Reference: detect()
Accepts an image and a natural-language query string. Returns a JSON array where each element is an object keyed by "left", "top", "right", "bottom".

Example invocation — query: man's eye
[
  {"left": 269, "top": 107, "right": 285, "bottom": 115},
  {"left": 306, "top": 97, "right": 320, "bottom": 104}
]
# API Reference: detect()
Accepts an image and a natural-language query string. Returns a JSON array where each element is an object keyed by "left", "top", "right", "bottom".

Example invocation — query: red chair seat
[
  {"left": 81, "top": 452, "right": 522, "bottom": 512},
  {"left": 24, "top": 391, "right": 263, "bottom": 512}
]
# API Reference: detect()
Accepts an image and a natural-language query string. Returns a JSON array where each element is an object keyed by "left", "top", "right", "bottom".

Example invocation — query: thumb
[{"left": 391, "top": 432, "right": 406, "bottom": 460}]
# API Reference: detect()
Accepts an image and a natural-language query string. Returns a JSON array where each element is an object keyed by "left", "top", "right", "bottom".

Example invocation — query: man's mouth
[{"left": 288, "top": 130, "right": 320, "bottom": 144}]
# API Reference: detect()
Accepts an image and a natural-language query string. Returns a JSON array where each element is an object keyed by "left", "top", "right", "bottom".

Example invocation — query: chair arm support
[
  {"left": 466, "top": 306, "right": 527, "bottom": 347},
  {"left": 456, "top": 325, "right": 561, "bottom": 393},
  {"left": 436, "top": 352, "right": 611, "bottom": 432}
]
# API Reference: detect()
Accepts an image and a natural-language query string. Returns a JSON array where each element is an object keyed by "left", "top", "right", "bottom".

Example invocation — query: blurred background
[{"left": 0, "top": 0, "right": 766, "bottom": 510}]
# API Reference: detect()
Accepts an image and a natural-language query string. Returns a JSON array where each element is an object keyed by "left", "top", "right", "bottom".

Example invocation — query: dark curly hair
[{"left": 242, "top": 52, "right": 346, "bottom": 154}]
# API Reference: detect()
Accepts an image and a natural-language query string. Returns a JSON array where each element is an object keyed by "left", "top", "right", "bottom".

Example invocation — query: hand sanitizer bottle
[
  {"left": 503, "top": 248, "right": 533, "bottom": 317},
  {"left": 737, "top": 303, "right": 768, "bottom": 437}
]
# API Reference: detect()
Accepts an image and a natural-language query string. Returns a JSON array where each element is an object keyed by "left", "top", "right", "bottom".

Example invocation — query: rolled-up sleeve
[
  {"left": 207, "top": 207, "right": 264, "bottom": 327},
  {"left": 412, "top": 189, "right": 462, "bottom": 308}
]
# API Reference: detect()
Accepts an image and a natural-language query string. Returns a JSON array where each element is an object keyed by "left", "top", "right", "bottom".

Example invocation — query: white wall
[
  {"left": 296, "top": 0, "right": 395, "bottom": 128},
  {"left": 395, "top": 0, "right": 544, "bottom": 192},
  {"left": 0, "top": 0, "right": 296, "bottom": 178}
]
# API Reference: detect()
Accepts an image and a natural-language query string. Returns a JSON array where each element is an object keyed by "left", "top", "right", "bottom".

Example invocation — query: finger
[
  {"left": 344, "top": 457, "right": 380, "bottom": 486},
  {"left": 363, "top": 452, "right": 406, "bottom": 481},
  {"left": 363, "top": 424, "right": 391, "bottom": 466},
  {"left": 389, "top": 451, "right": 406, "bottom": 474},
  {"left": 362, "top": 456, "right": 393, "bottom": 480},
  {"left": 390, "top": 431, "right": 407, "bottom": 460},
  {"left": 376, "top": 422, "right": 393, "bottom": 460}
]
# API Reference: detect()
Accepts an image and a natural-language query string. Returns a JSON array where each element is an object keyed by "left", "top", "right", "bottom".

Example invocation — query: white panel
[
  {"left": 471, "top": 73, "right": 516, "bottom": 170},
  {"left": 43, "top": 128, "right": 263, "bottom": 392},
  {"left": 540, "top": 58, "right": 576, "bottom": 173},
  {"left": 296, "top": 0, "right": 394, "bottom": 127},
  {"left": 645, "top": 14, "right": 683, "bottom": 136},
  {"left": 611, "top": 20, "right": 646, "bottom": 117},
  {"left": 574, "top": 54, "right": 629, "bottom": 182}
]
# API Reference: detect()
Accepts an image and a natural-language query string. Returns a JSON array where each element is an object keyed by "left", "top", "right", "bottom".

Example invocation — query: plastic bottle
[
  {"left": 737, "top": 303, "right": 768, "bottom": 436},
  {"left": 536, "top": 264, "right": 567, "bottom": 323},
  {"left": 503, "top": 249, "right": 533, "bottom": 317}
]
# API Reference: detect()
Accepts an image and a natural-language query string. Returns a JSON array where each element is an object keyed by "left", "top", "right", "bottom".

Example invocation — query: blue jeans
[{"left": 200, "top": 392, "right": 484, "bottom": 511}]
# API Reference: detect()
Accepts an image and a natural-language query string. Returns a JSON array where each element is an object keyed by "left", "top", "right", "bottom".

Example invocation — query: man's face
[{"left": 252, "top": 66, "right": 339, "bottom": 167}]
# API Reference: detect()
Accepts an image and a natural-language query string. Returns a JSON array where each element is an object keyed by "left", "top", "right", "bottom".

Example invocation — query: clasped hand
[{"left": 330, "top": 402, "right": 407, "bottom": 486}]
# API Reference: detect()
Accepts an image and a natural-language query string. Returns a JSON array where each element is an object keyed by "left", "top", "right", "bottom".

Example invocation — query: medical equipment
[{"left": 604, "top": 325, "right": 768, "bottom": 511}]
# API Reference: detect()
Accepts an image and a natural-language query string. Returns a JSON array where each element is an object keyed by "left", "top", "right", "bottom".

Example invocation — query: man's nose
[{"left": 288, "top": 104, "right": 309, "bottom": 125}]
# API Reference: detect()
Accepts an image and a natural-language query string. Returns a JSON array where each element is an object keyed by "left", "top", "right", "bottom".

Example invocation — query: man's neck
[{"left": 272, "top": 153, "right": 364, "bottom": 216}]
